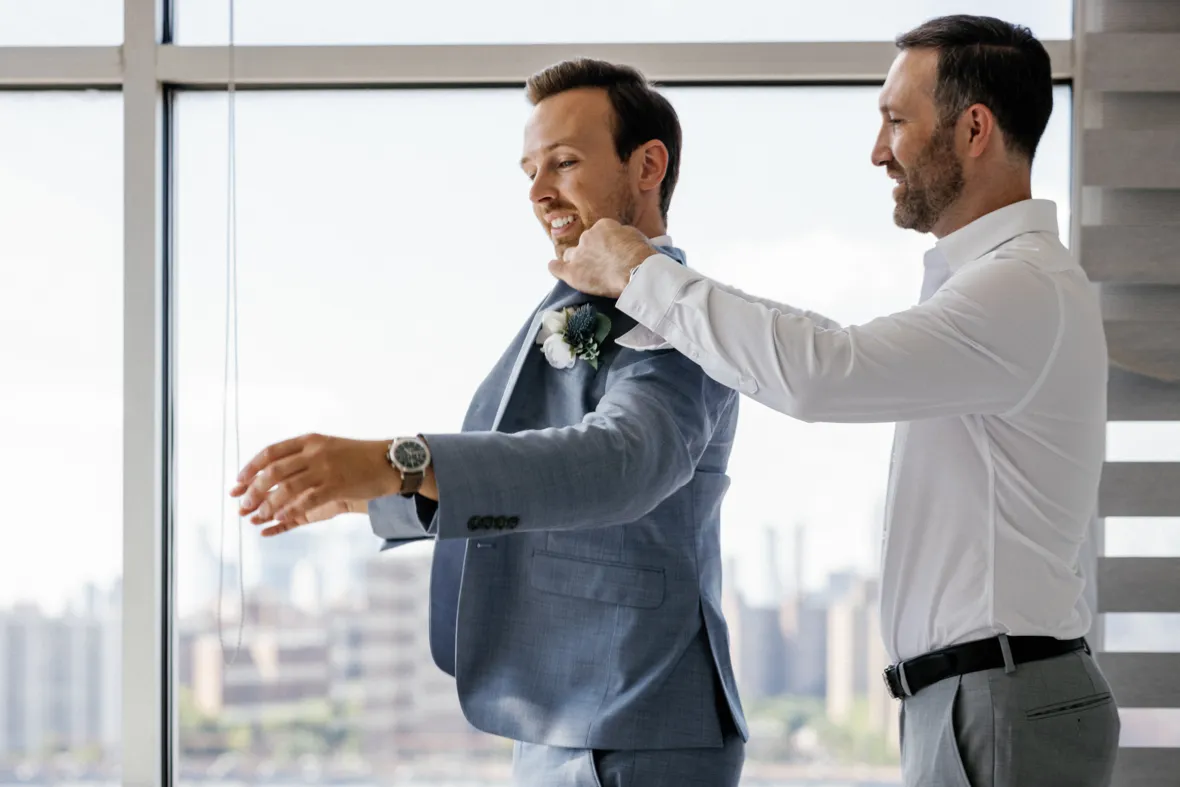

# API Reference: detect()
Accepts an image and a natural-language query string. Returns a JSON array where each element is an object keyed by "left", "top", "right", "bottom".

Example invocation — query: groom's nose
[{"left": 530, "top": 171, "right": 558, "bottom": 205}]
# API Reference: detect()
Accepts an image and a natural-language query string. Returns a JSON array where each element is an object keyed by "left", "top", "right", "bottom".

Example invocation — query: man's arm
[
  {"left": 675, "top": 260, "right": 841, "bottom": 331},
  {"left": 617, "top": 251, "right": 1064, "bottom": 423},
  {"left": 368, "top": 347, "right": 737, "bottom": 541}
]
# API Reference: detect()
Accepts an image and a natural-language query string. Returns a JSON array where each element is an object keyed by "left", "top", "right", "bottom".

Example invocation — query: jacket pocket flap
[{"left": 530, "top": 550, "right": 665, "bottom": 609}]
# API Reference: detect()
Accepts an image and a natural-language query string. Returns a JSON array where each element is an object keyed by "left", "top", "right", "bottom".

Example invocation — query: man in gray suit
[{"left": 231, "top": 59, "right": 747, "bottom": 786}]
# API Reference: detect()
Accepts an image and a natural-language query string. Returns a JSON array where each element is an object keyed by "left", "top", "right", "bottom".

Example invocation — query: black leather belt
[{"left": 883, "top": 635, "right": 1089, "bottom": 700}]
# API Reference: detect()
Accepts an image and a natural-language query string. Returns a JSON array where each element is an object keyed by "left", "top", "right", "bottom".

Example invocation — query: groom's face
[{"left": 521, "top": 87, "right": 638, "bottom": 257}]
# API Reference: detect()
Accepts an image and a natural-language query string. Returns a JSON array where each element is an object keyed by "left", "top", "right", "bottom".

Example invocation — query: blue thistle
[{"left": 565, "top": 304, "right": 598, "bottom": 349}]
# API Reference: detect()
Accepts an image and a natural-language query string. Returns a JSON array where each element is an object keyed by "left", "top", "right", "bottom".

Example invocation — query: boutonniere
[{"left": 535, "top": 303, "right": 612, "bottom": 370}]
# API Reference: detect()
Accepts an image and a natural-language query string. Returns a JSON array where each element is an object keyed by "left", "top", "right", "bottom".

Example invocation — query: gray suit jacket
[{"left": 369, "top": 245, "right": 747, "bottom": 751}]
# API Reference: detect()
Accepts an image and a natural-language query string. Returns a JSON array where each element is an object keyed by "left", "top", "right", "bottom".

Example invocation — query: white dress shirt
[{"left": 616, "top": 200, "right": 1108, "bottom": 662}]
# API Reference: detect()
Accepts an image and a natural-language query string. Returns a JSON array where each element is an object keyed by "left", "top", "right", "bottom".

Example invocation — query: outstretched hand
[{"left": 229, "top": 433, "right": 399, "bottom": 536}]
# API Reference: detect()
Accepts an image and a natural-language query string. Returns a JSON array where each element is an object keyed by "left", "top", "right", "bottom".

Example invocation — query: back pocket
[{"left": 1025, "top": 693, "right": 1113, "bottom": 720}]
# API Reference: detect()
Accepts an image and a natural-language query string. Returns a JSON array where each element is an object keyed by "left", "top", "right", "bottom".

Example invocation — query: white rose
[
  {"left": 538, "top": 306, "right": 568, "bottom": 344},
  {"left": 541, "top": 333, "right": 577, "bottom": 369},
  {"left": 536, "top": 309, "right": 569, "bottom": 345}
]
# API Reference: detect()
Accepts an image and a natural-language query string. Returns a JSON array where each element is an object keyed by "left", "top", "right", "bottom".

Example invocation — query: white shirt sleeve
[{"left": 615, "top": 251, "right": 1065, "bottom": 423}]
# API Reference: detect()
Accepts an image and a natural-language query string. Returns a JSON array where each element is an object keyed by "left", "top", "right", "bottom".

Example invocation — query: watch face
[{"left": 393, "top": 439, "right": 429, "bottom": 472}]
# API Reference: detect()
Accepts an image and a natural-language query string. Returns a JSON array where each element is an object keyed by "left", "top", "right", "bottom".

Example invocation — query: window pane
[
  {"left": 175, "top": 0, "right": 1071, "bottom": 45},
  {"left": 175, "top": 84, "right": 1069, "bottom": 784},
  {"left": 174, "top": 90, "right": 535, "bottom": 785},
  {"left": 1105, "top": 613, "right": 1180, "bottom": 652},
  {"left": 1107, "top": 421, "right": 1180, "bottom": 461},
  {"left": 0, "top": 93, "right": 122, "bottom": 781},
  {"left": 1119, "top": 709, "right": 1180, "bottom": 747},
  {"left": 1105, "top": 518, "right": 1180, "bottom": 558},
  {"left": 0, "top": 0, "right": 122, "bottom": 46}
]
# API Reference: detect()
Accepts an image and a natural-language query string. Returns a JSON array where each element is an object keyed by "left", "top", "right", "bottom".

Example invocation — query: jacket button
[
  {"left": 479, "top": 516, "right": 494, "bottom": 530},
  {"left": 507, "top": 516, "right": 520, "bottom": 530},
  {"left": 494, "top": 516, "right": 507, "bottom": 529},
  {"left": 467, "top": 516, "right": 480, "bottom": 532}
]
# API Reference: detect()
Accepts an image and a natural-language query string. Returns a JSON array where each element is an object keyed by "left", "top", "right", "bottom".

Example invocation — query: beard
[
  {"left": 891, "top": 123, "right": 965, "bottom": 234},
  {"left": 551, "top": 175, "right": 638, "bottom": 257}
]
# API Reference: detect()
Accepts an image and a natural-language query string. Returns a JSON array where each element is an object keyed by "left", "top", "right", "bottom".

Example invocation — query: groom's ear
[{"left": 633, "top": 141, "right": 669, "bottom": 195}]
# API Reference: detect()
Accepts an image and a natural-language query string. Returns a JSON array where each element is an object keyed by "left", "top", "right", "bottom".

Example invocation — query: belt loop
[
  {"left": 998, "top": 634, "right": 1016, "bottom": 674},
  {"left": 898, "top": 661, "right": 913, "bottom": 697}
]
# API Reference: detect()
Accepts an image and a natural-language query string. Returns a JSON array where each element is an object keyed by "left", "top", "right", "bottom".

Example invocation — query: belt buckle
[{"left": 883, "top": 666, "right": 904, "bottom": 700}]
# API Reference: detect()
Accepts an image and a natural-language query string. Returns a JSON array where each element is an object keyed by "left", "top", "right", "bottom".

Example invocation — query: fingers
[
  {"left": 236, "top": 454, "right": 310, "bottom": 515},
  {"left": 232, "top": 435, "right": 309, "bottom": 494},
  {"left": 259, "top": 500, "right": 348, "bottom": 537},
  {"left": 274, "top": 485, "right": 327, "bottom": 525},
  {"left": 258, "top": 502, "right": 332, "bottom": 538},
  {"left": 247, "top": 471, "right": 313, "bottom": 524},
  {"left": 260, "top": 519, "right": 304, "bottom": 538}
]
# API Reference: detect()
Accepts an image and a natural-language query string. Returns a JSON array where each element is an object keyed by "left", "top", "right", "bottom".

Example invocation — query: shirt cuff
[
  {"left": 617, "top": 253, "right": 697, "bottom": 334},
  {"left": 368, "top": 493, "right": 437, "bottom": 541}
]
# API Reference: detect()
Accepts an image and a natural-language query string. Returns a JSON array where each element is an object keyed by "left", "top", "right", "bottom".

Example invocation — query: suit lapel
[
  {"left": 490, "top": 309, "right": 544, "bottom": 431},
  {"left": 489, "top": 281, "right": 606, "bottom": 432}
]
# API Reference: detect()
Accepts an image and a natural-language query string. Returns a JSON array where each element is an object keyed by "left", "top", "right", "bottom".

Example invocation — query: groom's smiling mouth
[{"left": 547, "top": 213, "right": 580, "bottom": 239}]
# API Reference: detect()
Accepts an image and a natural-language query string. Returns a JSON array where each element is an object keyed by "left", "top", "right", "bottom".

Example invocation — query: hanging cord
[{"left": 217, "top": 0, "right": 244, "bottom": 664}]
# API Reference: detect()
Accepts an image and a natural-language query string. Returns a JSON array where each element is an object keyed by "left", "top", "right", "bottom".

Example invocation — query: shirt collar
[
  {"left": 935, "top": 199, "right": 1058, "bottom": 272},
  {"left": 649, "top": 233, "right": 673, "bottom": 248}
]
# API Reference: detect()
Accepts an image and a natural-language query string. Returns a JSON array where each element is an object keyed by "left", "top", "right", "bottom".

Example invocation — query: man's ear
[
  {"left": 635, "top": 140, "right": 669, "bottom": 194},
  {"left": 962, "top": 103, "right": 998, "bottom": 160}
]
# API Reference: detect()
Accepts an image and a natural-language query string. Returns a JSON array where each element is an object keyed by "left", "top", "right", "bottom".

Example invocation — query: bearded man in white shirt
[{"left": 551, "top": 14, "right": 1121, "bottom": 787}]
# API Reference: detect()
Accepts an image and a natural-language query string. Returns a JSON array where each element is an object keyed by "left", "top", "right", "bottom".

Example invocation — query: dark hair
[
  {"left": 896, "top": 15, "right": 1053, "bottom": 162},
  {"left": 526, "top": 58, "right": 681, "bottom": 220}
]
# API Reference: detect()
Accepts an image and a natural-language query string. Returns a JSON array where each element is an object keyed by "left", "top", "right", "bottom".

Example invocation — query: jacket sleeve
[{"left": 368, "top": 346, "right": 736, "bottom": 542}]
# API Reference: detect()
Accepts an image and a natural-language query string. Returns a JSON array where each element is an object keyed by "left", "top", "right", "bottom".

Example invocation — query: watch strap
[{"left": 399, "top": 469, "right": 425, "bottom": 497}]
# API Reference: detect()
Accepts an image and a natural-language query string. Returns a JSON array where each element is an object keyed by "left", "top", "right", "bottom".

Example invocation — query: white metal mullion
[
  {"left": 154, "top": 40, "right": 1074, "bottom": 87},
  {"left": 0, "top": 40, "right": 1075, "bottom": 89},
  {"left": 122, "top": 1, "right": 166, "bottom": 787},
  {"left": 1070, "top": 0, "right": 1104, "bottom": 655},
  {"left": 0, "top": 46, "right": 122, "bottom": 86}
]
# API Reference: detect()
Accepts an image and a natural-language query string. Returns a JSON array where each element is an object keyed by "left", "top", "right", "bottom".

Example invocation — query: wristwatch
[{"left": 387, "top": 436, "right": 432, "bottom": 497}]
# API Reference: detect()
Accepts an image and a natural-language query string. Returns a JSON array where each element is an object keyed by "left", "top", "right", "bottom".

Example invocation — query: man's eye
[{"left": 558, "top": 160, "right": 576, "bottom": 169}]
